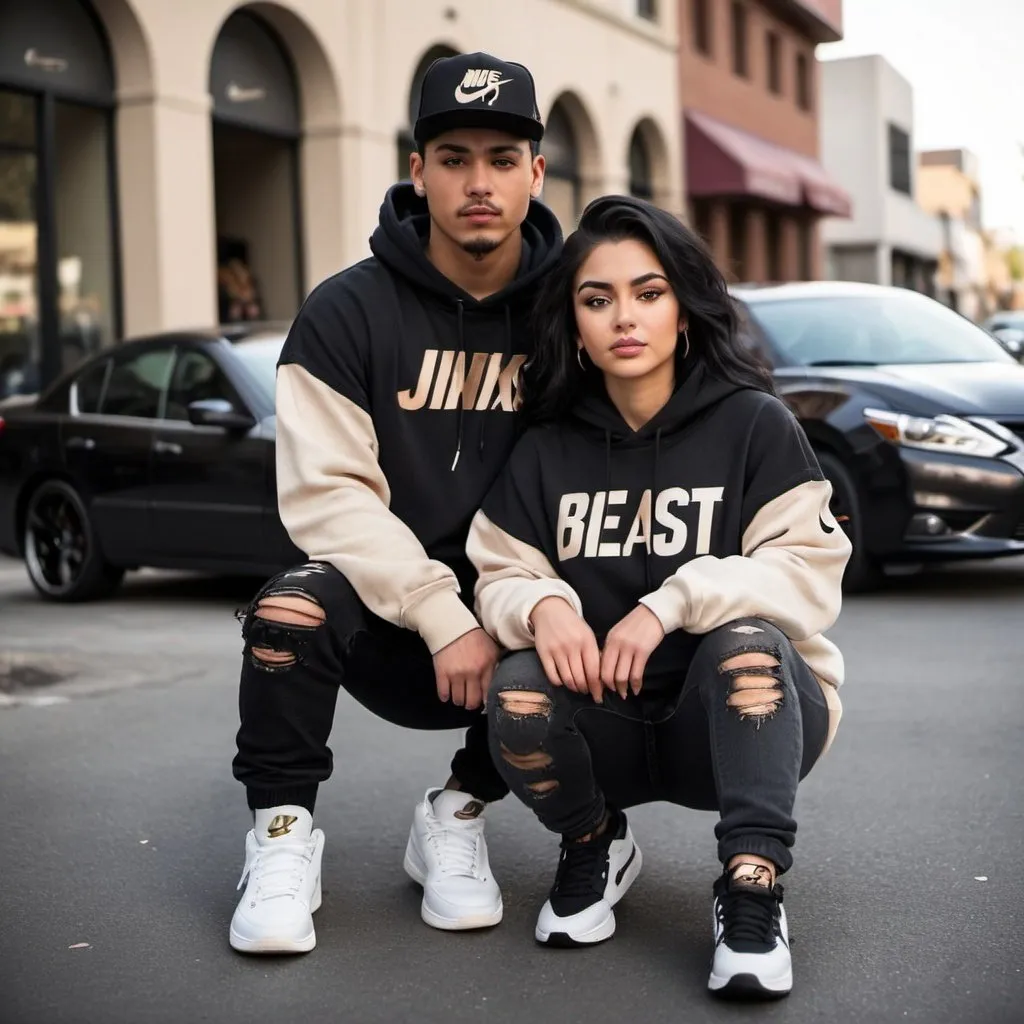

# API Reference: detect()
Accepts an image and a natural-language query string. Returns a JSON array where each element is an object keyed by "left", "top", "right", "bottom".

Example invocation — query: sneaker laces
[
  {"left": 552, "top": 841, "right": 608, "bottom": 899},
  {"left": 240, "top": 839, "right": 314, "bottom": 900},
  {"left": 717, "top": 884, "right": 782, "bottom": 945},
  {"left": 428, "top": 821, "right": 481, "bottom": 877}
]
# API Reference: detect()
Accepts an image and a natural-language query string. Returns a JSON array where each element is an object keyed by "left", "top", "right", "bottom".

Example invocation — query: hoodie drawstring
[{"left": 451, "top": 299, "right": 466, "bottom": 471}]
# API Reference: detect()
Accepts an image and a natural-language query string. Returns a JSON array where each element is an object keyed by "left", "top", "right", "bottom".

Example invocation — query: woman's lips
[{"left": 610, "top": 338, "right": 647, "bottom": 358}]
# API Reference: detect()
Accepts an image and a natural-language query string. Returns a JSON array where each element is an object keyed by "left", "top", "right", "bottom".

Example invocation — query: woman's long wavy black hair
[{"left": 519, "top": 194, "right": 775, "bottom": 423}]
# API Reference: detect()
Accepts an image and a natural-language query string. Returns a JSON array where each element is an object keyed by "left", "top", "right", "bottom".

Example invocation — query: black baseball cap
[{"left": 414, "top": 51, "right": 545, "bottom": 147}]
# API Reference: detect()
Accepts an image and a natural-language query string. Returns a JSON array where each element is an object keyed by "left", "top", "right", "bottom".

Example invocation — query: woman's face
[{"left": 573, "top": 239, "right": 684, "bottom": 384}]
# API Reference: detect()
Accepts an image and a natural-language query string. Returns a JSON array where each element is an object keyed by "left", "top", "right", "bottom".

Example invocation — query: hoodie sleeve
[
  {"left": 467, "top": 433, "right": 584, "bottom": 650},
  {"left": 638, "top": 397, "right": 852, "bottom": 641},
  {"left": 275, "top": 281, "right": 479, "bottom": 655}
]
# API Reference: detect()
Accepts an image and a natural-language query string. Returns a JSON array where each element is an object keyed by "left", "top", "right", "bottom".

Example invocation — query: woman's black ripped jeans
[
  {"left": 487, "top": 618, "right": 830, "bottom": 874},
  {"left": 232, "top": 561, "right": 508, "bottom": 813}
]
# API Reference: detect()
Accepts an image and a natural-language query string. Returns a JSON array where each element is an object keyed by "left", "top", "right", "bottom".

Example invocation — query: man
[{"left": 228, "top": 51, "right": 561, "bottom": 954}]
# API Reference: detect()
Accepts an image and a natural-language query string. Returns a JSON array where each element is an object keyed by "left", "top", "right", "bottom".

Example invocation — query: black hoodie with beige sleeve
[
  {"left": 466, "top": 368, "right": 852, "bottom": 748},
  {"left": 274, "top": 184, "right": 562, "bottom": 654}
]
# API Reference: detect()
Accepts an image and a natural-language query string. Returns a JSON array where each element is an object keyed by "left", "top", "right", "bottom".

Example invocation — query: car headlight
[{"left": 863, "top": 408, "right": 1010, "bottom": 458}]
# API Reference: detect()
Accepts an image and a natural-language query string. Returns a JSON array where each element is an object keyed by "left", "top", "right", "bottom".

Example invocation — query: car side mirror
[{"left": 186, "top": 398, "right": 255, "bottom": 431}]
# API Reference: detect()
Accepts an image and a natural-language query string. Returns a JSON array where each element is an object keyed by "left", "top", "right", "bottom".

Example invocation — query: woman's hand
[
  {"left": 601, "top": 605, "right": 666, "bottom": 698},
  {"left": 529, "top": 596, "right": 604, "bottom": 703}
]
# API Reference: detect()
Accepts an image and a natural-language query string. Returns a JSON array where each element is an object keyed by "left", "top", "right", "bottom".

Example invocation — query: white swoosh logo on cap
[{"left": 454, "top": 78, "right": 513, "bottom": 105}]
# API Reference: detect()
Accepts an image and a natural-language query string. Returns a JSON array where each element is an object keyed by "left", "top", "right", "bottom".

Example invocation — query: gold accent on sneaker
[
  {"left": 453, "top": 800, "right": 485, "bottom": 820},
  {"left": 267, "top": 814, "right": 298, "bottom": 838},
  {"left": 731, "top": 863, "right": 774, "bottom": 888}
]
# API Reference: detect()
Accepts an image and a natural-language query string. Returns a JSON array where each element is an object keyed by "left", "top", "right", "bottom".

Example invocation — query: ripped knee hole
[
  {"left": 719, "top": 652, "right": 783, "bottom": 718},
  {"left": 499, "top": 743, "right": 552, "bottom": 771},
  {"left": 248, "top": 592, "right": 325, "bottom": 667},
  {"left": 496, "top": 690, "right": 552, "bottom": 717},
  {"left": 527, "top": 780, "right": 559, "bottom": 797}
]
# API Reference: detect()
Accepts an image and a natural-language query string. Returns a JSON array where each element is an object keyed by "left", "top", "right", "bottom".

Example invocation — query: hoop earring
[
  {"left": 681, "top": 328, "right": 691, "bottom": 361},
  {"left": 576, "top": 348, "right": 585, "bottom": 370}
]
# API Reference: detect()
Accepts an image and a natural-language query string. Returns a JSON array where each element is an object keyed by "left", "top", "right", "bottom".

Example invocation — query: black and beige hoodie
[
  {"left": 275, "top": 183, "right": 562, "bottom": 654},
  {"left": 467, "top": 368, "right": 853, "bottom": 746}
]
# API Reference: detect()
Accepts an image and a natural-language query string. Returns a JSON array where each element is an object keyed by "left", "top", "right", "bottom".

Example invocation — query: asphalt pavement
[{"left": 1, "top": 553, "right": 1022, "bottom": 1024}]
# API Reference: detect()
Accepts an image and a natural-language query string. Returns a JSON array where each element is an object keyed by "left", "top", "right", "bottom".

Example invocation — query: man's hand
[
  {"left": 433, "top": 628, "right": 499, "bottom": 711},
  {"left": 530, "top": 596, "right": 603, "bottom": 703},
  {"left": 601, "top": 605, "right": 666, "bottom": 699}
]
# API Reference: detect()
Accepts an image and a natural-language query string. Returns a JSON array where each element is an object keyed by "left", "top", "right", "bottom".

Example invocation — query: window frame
[
  {"left": 731, "top": 2, "right": 749, "bottom": 79},
  {"left": 637, "top": 0, "right": 658, "bottom": 22},
  {"left": 691, "top": 0, "right": 712, "bottom": 55},
  {"left": 796, "top": 52, "right": 813, "bottom": 111},
  {"left": 97, "top": 344, "right": 176, "bottom": 421},
  {"left": 766, "top": 31, "right": 782, "bottom": 95},
  {"left": 888, "top": 123, "right": 912, "bottom": 196}
]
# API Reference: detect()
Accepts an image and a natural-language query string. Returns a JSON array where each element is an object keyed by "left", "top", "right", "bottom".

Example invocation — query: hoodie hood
[
  {"left": 570, "top": 363, "right": 749, "bottom": 445},
  {"left": 369, "top": 183, "right": 562, "bottom": 306}
]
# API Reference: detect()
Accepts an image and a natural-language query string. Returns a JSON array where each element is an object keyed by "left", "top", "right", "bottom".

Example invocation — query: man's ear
[
  {"left": 530, "top": 153, "right": 546, "bottom": 199},
  {"left": 410, "top": 150, "right": 426, "bottom": 196}
]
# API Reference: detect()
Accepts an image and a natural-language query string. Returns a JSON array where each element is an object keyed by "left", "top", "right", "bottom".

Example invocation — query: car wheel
[
  {"left": 23, "top": 480, "right": 125, "bottom": 601},
  {"left": 815, "top": 451, "right": 882, "bottom": 593}
]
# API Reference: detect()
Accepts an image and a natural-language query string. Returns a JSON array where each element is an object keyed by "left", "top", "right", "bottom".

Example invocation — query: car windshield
[
  {"left": 232, "top": 335, "right": 286, "bottom": 399},
  {"left": 747, "top": 292, "right": 1015, "bottom": 366}
]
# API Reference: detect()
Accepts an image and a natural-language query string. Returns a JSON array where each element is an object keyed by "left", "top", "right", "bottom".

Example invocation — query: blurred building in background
[
  {"left": 679, "top": 0, "right": 850, "bottom": 283},
  {"left": 0, "top": 0, "right": 682, "bottom": 397},
  {"left": 819, "top": 55, "right": 941, "bottom": 295},
  {"left": 917, "top": 148, "right": 988, "bottom": 321}
]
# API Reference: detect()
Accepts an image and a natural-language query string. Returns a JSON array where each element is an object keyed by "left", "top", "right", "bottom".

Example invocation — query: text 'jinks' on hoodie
[
  {"left": 274, "top": 183, "right": 562, "bottom": 654},
  {"left": 467, "top": 366, "right": 853, "bottom": 748}
]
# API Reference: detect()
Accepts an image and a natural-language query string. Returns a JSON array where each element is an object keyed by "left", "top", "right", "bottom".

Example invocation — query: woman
[{"left": 466, "top": 195, "right": 851, "bottom": 999}]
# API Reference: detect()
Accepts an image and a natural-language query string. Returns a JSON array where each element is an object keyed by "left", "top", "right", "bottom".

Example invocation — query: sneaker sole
[
  {"left": 535, "top": 841, "right": 643, "bottom": 948},
  {"left": 403, "top": 842, "right": 503, "bottom": 931},
  {"left": 536, "top": 911, "right": 616, "bottom": 948},
  {"left": 708, "top": 970, "right": 793, "bottom": 1000}
]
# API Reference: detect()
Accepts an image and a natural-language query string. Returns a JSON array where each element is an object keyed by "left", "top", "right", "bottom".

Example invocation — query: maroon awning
[{"left": 685, "top": 111, "right": 851, "bottom": 217}]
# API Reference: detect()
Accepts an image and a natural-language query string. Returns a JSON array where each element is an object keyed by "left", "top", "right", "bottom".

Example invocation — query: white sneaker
[
  {"left": 535, "top": 809, "right": 642, "bottom": 947},
  {"left": 229, "top": 806, "right": 325, "bottom": 954},
  {"left": 403, "top": 788, "right": 503, "bottom": 930},
  {"left": 708, "top": 870, "right": 792, "bottom": 999}
]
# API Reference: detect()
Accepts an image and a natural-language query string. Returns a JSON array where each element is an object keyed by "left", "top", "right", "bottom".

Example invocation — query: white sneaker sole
[
  {"left": 228, "top": 880, "right": 322, "bottom": 955},
  {"left": 403, "top": 837, "right": 503, "bottom": 931},
  {"left": 708, "top": 966, "right": 793, "bottom": 999},
  {"left": 535, "top": 841, "right": 643, "bottom": 947}
]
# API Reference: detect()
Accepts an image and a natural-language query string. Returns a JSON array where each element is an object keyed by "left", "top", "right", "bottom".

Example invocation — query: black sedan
[
  {"left": 735, "top": 282, "right": 1024, "bottom": 589},
  {"left": 0, "top": 322, "right": 303, "bottom": 600}
]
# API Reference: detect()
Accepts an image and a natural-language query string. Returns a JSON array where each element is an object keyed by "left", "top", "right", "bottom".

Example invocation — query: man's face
[{"left": 410, "top": 128, "right": 545, "bottom": 256}]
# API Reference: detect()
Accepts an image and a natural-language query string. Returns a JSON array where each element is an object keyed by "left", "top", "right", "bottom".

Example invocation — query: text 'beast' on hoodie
[
  {"left": 466, "top": 365, "right": 853, "bottom": 748},
  {"left": 274, "top": 183, "right": 562, "bottom": 655}
]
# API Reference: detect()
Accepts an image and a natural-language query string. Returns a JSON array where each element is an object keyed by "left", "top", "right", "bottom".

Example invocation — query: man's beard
[{"left": 461, "top": 237, "right": 501, "bottom": 260}]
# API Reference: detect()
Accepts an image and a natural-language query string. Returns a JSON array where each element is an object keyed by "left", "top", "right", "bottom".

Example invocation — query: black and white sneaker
[
  {"left": 535, "top": 810, "right": 642, "bottom": 947},
  {"left": 708, "top": 869, "right": 792, "bottom": 999}
]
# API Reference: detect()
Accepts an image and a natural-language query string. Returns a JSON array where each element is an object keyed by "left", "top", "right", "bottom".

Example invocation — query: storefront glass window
[
  {"left": 0, "top": 90, "right": 40, "bottom": 399},
  {"left": 54, "top": 100, "right": 116, "bottom": 375}
]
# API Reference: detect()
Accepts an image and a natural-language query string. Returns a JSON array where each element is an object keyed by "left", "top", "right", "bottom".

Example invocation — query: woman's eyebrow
[{"left": 576, "top": 272, "right": 668, "bottom": 293}]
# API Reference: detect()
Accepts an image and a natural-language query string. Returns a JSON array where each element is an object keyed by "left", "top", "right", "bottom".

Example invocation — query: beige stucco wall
[{"left": 86, "top": 0, "right": 683, "bottom": 338}]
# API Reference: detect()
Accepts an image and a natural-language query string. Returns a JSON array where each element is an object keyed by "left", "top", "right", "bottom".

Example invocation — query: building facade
[
  {"left": 678, "top": 0, "right": 850, "bottom": 283},
  {"left": 819, "top": 55, "right": 941, "bottom": 294},
  {"left": 0, "top": 0, "right": 683, "bottom": 398},
  {"left": 916, "top": 149, "right": 988, "bottom": 321}
]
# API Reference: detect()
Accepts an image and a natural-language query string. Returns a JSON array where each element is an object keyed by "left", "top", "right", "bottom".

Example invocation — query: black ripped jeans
[
  {"left": 232, "top": 561, "right": 509, "bottom": 813},
  {"left": 487, "top": 619, "right": 830, "bottom": 874}
]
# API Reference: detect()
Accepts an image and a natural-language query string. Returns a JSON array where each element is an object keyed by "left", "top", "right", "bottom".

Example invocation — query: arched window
[
  {"left": 628, "top": 126, "right": 653, "bottom": 200},
  {"left": 542, "top": 101, "right": 580, "bottom": 233},
  {"left": 209, "top": 10, "right": 302, "bottom": 323},
  {"left": 0, "top": 0, "right": 119, "bottom": 396},
  {"left": 396, "top": 45, "right": 459, "bottom": 181}
]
